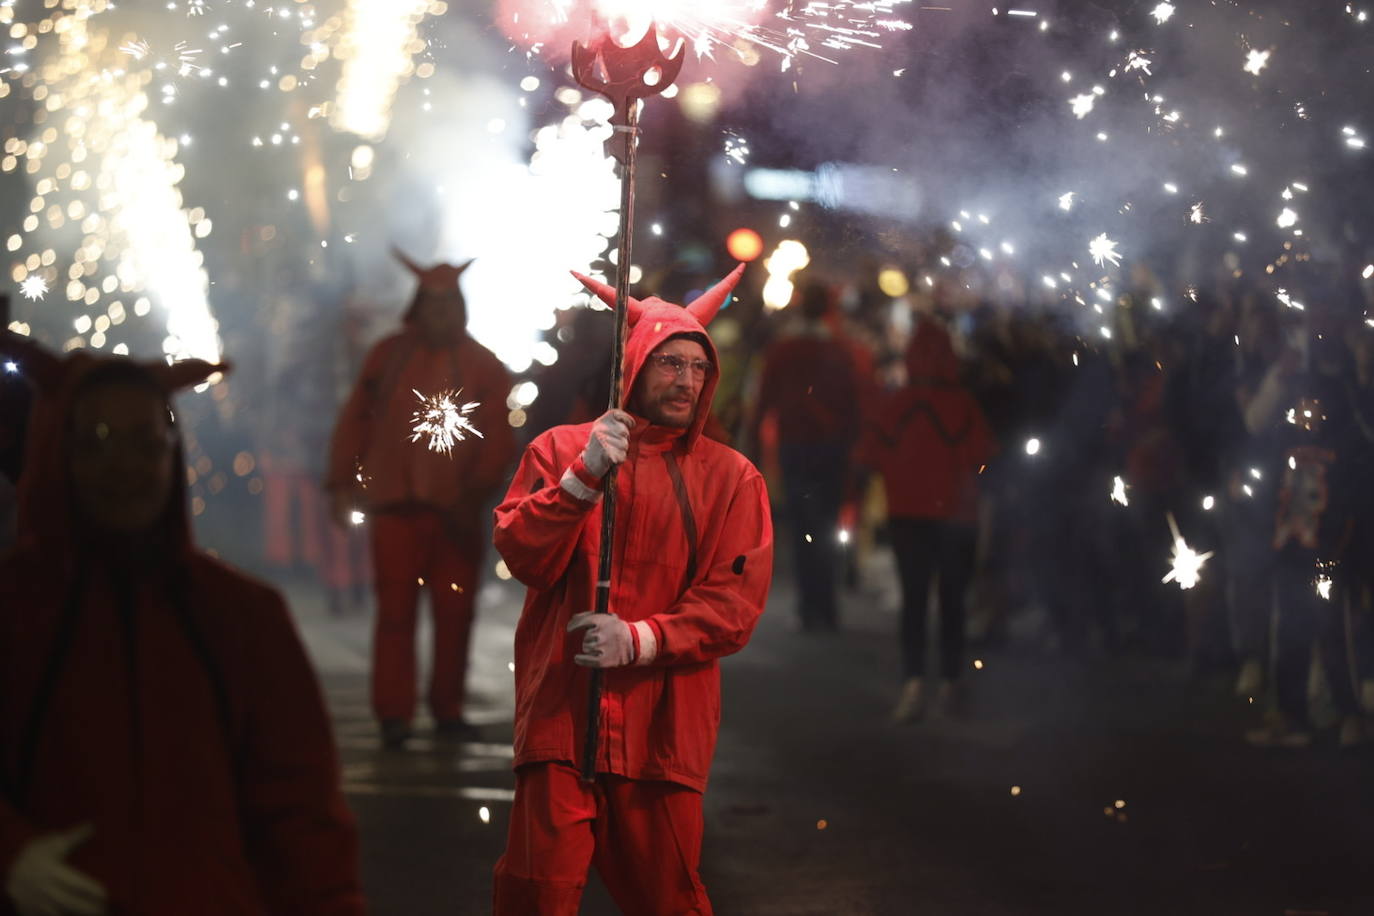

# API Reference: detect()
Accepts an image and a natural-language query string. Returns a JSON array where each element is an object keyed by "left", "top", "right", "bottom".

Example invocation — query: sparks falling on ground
[
  {"left": 410, "top": 389, "right": 483, "bottom": 456},
  {"left": 1162, "top": 512, "right": 1214, "bottom": 590},
  {"left": 1089, "top": 233, "right": 1123, "bottom": 267}
]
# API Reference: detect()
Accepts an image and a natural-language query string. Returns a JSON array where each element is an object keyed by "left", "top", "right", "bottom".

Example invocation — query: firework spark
[
  {"left": 1069, "top": 93, "right": 1097, "bottom": 119},
  {"left": 1089, "top": 233, "right": 1122, "bottom": 267},
  {"left": 330, "top": 0, "right": 434, "bottom": 141},
  {"left": 410, "top": 389, "right": 484, "bottom": 456},
  {"left": 1162, "top": 512, "right": 1214, "bottom": 590},
  {"left": 1243, "top": 49, "right": 1271, "bottom": 75},
  {"left": 1190, "top": 202, "right": 1206, "bottom": 224},
  {"left": 19, "top": 276, "right": 48, "bottom": 301},
  {"left": 1111, "top": 476, "right": 1130, "bottom": 506},
  {"left": 1151, "top": 3, "right": 1175, "bottom": 24}
]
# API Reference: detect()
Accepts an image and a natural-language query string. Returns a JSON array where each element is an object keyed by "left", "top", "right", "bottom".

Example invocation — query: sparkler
[
  {"left": 1089, "top": 233, "right": 1122, "bottom": 268},
  {"left": 409, "top": 389, "right": 483, "bottom": 456},
  {"left": 1162, "top": 512, "right": 1213, "bottom": 590}
]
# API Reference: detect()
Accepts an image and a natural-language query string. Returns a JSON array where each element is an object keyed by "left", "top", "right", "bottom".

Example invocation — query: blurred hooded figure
[
  {"left": 856, "top": 317, "right": 995, "bottom": 722},
  {"left": 491, "top": 265, "right": 773, "bottom": 915},
  {"left": 326, "top": 252, "right": 515, "bottom": 748},
  {"left": 0, "top": 349, "right": 363, "bottom": 916}
]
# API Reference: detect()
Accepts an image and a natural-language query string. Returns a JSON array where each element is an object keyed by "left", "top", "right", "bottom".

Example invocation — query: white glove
[
  {"left": 568, "top": 612, "right": 635, "bottom": 668},
  {"left": 5, "top": 824, "right": 108, "bottom": 916},
  {"left": 582, "top": 409, "right": 634, "bottom": 478}
]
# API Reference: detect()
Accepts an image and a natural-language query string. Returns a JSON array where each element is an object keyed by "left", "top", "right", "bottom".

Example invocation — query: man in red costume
[
  {"left": 491, "top": 265, "right": 773, "bottom": 915},
  {"left": 327, "top": 252, "right": 515, "bottom": 748},
  {"left": 0, "top": 345, "right": 363, "bottom": 915}
]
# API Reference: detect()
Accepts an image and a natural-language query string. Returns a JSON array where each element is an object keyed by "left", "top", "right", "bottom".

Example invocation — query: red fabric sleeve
[
  {"left": 237, "top": 589, "right": 364, "bottom": 916},
  {"left": 325, "top": 339, "right": 391, "bottom": 492},
  {"left": 493, "top": 433, "right": 599, "bottom": 591},
  {"left": 642, "top": 471, "right": 773, "bottom": 666}
]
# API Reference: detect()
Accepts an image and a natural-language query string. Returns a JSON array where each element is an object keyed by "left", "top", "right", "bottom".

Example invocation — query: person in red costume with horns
[
  {"left": 491, "top": 265, "right": 774, "bottom": 915},
  {"left": 327, "top": 251, "right": 515, "bottom": 749},
  {"left": 0, "top": 342, "right": 363, "bottom": 916}
]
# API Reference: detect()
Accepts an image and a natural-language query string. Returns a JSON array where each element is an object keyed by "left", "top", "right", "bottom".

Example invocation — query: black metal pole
[{"left": 582, "top": 97, "right": 640, "bottom": 782}]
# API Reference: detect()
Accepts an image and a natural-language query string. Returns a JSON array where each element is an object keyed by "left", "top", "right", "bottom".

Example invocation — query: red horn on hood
[
  {"left": 0, "top": 332, "right": 62, "bottom": 393},
  {"left": 571, "top": 270, "right": 645, "bottom": 324},
  {"left": 147, "top": 358, "right": 232, "bottom": 392},
  {"left": 685, "top": 263, "right": 746, "bottom": 327},
  {"left": 392, "top": 246, "right": 426, "bottom": 278}
]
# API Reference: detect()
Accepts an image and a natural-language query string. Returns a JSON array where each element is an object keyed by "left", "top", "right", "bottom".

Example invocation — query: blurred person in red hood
[
  {"left": 326, "top": 251, "right": 516, "bottom": 749},
  {"left": 490, "top": 265, "right": 773, "bottom": 915},
  {"left": 751, "top": 282, "right": 862, "bottom": 632},
  {"left": 0, "top": 349, "right": 363, "bottom": 916},
  {"left": 856, "top": 317, "right": 995, "bottom": 722}
]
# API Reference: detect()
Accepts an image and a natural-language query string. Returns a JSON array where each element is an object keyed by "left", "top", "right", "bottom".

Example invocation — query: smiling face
[{"left": 629, "top": 336, "right": 711, "bottom": 429}]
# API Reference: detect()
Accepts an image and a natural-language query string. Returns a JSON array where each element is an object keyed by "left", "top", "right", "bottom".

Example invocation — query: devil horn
[
  {"left": 685, "top": 263, "right": 746, "bottom": 327},
  {"left": 149, "top": 358, "right": 233, "bottom": 392},
  {"left": 455, "top": 258, "right": 475, "bottom": 276},
  {"left": 392, "top": 246, "right": 426, "bottom": 277},
  {"left": 570, "top": 270, "right": 645, "bottom": 319}
]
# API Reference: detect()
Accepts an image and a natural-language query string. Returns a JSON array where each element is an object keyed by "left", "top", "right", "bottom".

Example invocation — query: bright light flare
[
  {"left": 1111, "top": 476, "right": 1129, "bottom": 506},
  {"left": 762, "top": 239, "right": 810, "bottom": 310},
  {"left": 1151, "top": 3, "right": 1175, "bottom": 24},
  {"left": 19, "top": 276, "right": 48, "bottom": 301},
  {"left": 1243, "top": 49, "right": 1271, "bottom": 75},
  {"left": 1162, "top": 512, "right": 1214, "bottom": 590},
  {"left": 330, "top": 0, "right": 434, "bottom": 141},
  {"left": 1089, "top": 233, "right": 1123, "bottom": 268},
  {"left": 410, "top": 389, "right": 484, "bottom": 456}
]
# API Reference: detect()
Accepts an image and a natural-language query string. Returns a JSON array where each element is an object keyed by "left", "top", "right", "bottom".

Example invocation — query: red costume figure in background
[
  {"left": 327, "top": 252, "right": 515, "bottom": 747},
  {"left": 491, "top": 265, "right": 773, "bottom": 915},
  {"left": 0, "top": 347, "right": 362, "bottom": 916},
  {"left": 855, "top": 318, "right": 995, "bottom": 721}
]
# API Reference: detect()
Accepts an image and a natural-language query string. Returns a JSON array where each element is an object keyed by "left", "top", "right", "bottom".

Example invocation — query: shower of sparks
[
  {"left": 499, "top": 0, "right": 916, "bottom": 69},
  {"left": 1162, "top": 512, "right": 1214, "bottom": 590},
  {"left": 119, "top": 39, "right": 204, "bottom": 78},
  {"left": 1111, "top": 476, "right": 1130, "bottom": 506},
  {"left": 1151, "top": 3, "right": 1175, "bottom": 24},
  {"left": 1124, "top": 51, "right": 1153, "bottom": 75},
  {"left": 329, "top": 0, "right": 435, "bottom": 141},
  {"left": 724, "top": 132, "right": 750, "bottom": 165},
  {"left": 1089, "top": 233, "right": 1122, "bottom": 267},
  {"left": 1069, "top": 93, "right": 1097, "bottom": 118},
  {"left": 1243, "top": 49, "right": 1271, "bottom": 75},
  {"left": 410, "top": 389, "right": 484, "bottom": 456},
  {"left": 19, "top": 276, "right": 48, "bottom": 301}
]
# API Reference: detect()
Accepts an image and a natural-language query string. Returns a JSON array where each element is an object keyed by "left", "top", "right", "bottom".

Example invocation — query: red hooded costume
[
  {"left": 492, "top": 266, "right": 773, "bottom": 914},
  {"left": 855, "top": 320, "right": 995, "bottom": 524},
  {"left": 0, "top": 347, "right": 363, "bottom": 915},
  {"left": 326, "top": 253, "right": 515, "bottom": 729}
]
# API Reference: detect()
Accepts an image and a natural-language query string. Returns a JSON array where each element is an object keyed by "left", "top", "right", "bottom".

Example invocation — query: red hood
[
  {"left": 1, "top": 336, "right": 227, "bottom": 567},
  {"left": 905, "top": 319, "right": 961, "bottom": 385},
  {"left": 571, "top": 264, "right": 745, "bottom": 449}
]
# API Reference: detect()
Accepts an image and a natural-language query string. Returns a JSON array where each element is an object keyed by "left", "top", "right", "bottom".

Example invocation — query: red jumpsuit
[
  {"left": 327, "top": 326, "right": 514, "bottom": 725},
  {"left": 491, "top": 273, "right": 773, "bottom": 914},
  {"left": 0, "top": 352, "right": 363, "bottom": 915}
]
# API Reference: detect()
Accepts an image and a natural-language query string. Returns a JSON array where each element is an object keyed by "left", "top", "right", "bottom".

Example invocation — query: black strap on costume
[
  {"left": 876, "top": 399, "right": 972, "bottom": 449},
  {"left": 12, "top": 567, "right": 88, "bottom": 804},
  {"left": 662, "top": 451, "right": 699, "bottom": 592}
]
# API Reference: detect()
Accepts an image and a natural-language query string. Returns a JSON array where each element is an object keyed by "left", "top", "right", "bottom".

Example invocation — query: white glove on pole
[
  {"left": 582, "top": 409, "right": 634, "bottom": 478},
  {"left": 6, "top": 824, "right": 108, "bottom": 916},
  {"left": 568, "top": 612, "right": 636, "bottom": 668}
]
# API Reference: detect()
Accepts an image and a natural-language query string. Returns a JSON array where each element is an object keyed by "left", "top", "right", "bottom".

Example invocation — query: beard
[{"left": 639, "top": 389, "right": 697, "bottom": 428}]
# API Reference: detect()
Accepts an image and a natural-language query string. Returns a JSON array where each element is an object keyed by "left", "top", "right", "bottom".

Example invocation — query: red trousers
[
  {"left": 493, "top": 762, "right": 713, "bottom": 916},
  {"left": 368, "top": 509, "right": 480, "bottom": 722}
]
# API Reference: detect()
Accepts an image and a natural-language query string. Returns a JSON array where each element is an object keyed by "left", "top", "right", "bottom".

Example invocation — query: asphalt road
[{"left": 280, "top": 551, "right": 1374, "bottom": 916}]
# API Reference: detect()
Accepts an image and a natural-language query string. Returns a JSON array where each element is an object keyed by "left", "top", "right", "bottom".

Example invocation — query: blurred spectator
[
  {"left": 751, "top": 283, "right": 862, "bottom": 632},
  {"left": 856, "top": 318, "right": 995, "bottom": 721},
  {"left": 326, "top": 253, "right": 515, "bottom": 749},
  {"left": 1, "top": 351, "right": 363, "bottom": 915}
]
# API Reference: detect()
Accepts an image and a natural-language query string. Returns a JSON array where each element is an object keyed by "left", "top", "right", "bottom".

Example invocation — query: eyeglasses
[{"left": 647, "top": 353, "right": 713, "bottom": 380}]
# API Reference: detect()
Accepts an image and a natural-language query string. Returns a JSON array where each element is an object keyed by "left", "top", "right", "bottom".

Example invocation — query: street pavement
[{"left": 278, "top": 551, "right": 1374, "bottom": 916}]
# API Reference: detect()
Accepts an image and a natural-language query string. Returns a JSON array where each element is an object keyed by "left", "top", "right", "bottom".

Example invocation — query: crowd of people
[{"left": 3, "top": 248, "right": 1373, "bottom": 912}]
